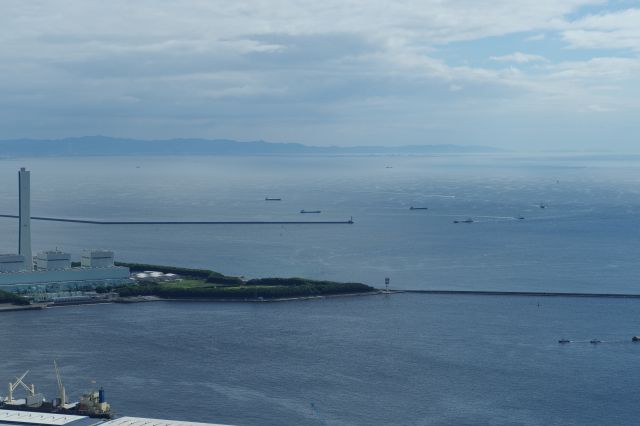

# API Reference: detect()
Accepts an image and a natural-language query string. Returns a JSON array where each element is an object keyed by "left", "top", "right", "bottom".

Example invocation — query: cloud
[
  {"left": 525, "top": 34, "right": 546, "bottom": 41},
  {"left": 0, "top": 0, "right": 638, "bottom": 150},
  {"left": 546, "top": 57, "right": 640, "bottom": 80},
  {"left": 490, "top": 52, "right": 548, "bottom": 63},
  {"left": 562, "top": 8, "right": 640, "bottom": 50},
  {"left": 584, "top": 103, "right": 614, "bottom": 112}
]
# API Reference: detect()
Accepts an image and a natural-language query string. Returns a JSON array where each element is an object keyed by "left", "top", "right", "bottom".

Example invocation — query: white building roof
[
  {"left": 36, "top": 251, "right": 71, "bottom": 261},
  {"left": 81, "top": 250, "right": 114, "bottom": 258},
  {"left": 0, "top": 409, "right": 86, "bottom": 425},
  {"left": 102, "top": 417, "right": 232, "bottom": 426}
]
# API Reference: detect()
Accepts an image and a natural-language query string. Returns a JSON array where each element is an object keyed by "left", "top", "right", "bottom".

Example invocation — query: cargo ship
[
  {"left": 300, "top": 210, "right": 321, "bottom": 214},
  {"left": 0, "top": 364, "right": 234, "bottom": 426},
  {"left": 265, "top": 197, "right": 281, "bottom": 201},
  {"left": 0, "top": 363, "right": 112, "bottom": 419},
  {"left": 453, "top": 218, "right": 474, "bottom": 224}
]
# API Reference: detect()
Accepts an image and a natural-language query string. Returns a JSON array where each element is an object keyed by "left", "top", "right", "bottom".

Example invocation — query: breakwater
[
  {"left": 0, "top": 214, "right": 354, "bottom": 225},
  {"left": 403, "top": 290, "right": 640, "bottom": 299}
]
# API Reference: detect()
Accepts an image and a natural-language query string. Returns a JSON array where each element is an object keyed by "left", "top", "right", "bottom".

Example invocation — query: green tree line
[
  {"left": 0, "top": 289, "right": 30, "bottom": 305},
  {"left": 114, "top": 281, "right": 373, "bottom": 300}
]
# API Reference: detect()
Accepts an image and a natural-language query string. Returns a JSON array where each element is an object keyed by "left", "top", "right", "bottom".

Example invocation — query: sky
[{"left": 1, "top": 0, "right": 639, "bottom": 150}]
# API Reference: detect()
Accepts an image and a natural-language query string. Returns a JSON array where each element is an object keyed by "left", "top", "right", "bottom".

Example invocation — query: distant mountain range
[{"left": 0, "top": 136, "right": 501, "bottom": 157}]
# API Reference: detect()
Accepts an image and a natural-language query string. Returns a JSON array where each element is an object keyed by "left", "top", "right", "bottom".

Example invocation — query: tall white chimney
[{"left": 18, "top": 167, "right": 32, "bottom": 271}]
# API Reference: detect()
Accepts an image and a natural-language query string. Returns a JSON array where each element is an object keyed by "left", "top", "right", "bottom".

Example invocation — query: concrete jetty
[
  {"left": 402, "top": 290, "right": 640, "bottom": 299},
  {"left": 0, "top": 214, "right": 354, "bottom": 225}
]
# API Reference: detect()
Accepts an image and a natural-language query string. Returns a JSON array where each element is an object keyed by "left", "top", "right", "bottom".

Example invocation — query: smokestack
[{"left": 18, "top": 167, "right": 32, "bottom": 271}]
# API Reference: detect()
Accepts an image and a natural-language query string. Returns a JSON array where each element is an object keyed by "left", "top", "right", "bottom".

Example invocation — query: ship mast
[{"left": 54, "top": 361, "right": 66, "bottom": 406}]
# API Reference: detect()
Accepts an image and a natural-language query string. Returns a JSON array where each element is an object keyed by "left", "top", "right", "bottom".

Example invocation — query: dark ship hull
[{"left": 0, "top": 402, "right": 112, "bottom": 419}]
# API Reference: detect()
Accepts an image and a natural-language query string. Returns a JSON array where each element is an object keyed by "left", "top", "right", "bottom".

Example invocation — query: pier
[{"left": 0, "top": 214, "right": 354, "bottom": 225}]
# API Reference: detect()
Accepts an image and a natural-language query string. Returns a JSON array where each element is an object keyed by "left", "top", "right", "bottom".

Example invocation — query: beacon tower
[{"left": 18, "top": 167, "right": 32, "bottom": 271}]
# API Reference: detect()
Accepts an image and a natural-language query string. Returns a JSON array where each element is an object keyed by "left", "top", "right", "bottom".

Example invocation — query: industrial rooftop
[
  {"left": 0, "top": 409, "right": 88, "bottom": 426},
  {"left": 0, "top": 411, "right": 232, "bottom": 426},
  {"left": 102, "top": 417, "right": 231, "bottom": 426}
]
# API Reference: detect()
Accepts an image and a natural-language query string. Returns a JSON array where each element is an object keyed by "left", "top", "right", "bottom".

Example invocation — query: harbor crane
[
  {"left": 54, "top": 360, "right": 67, "bottom": 406},
  {"left": 7, "top": 370, "right": 35, "bottom": 402}
]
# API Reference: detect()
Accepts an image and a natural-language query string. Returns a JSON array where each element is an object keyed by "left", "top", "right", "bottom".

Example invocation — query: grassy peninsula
[{"left": 109, "top": 262, "right": 376, "bottom": 301}]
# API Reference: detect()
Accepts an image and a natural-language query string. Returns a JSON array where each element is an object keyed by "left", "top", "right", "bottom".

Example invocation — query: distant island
[{"left": 0, "top": 136, "right": 500, "bottom": 157}]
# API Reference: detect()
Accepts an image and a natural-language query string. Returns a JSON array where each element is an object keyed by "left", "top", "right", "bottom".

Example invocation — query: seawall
[{"left": 401, "top": 290, "right": 640, "bottom": 299}]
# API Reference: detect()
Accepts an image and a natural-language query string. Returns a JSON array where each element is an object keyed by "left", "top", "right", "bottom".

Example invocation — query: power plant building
[
  {"left": 0, "top": 168, "right": 130, "bottom": 293},
  {"left": 0, "top": 266, "right": 131, "bottom": 292},
  {"left": 81, "top": 249, "right": 116, "bottom": 268},
  {"left": 0, "top": 254, "right": 26, "bottom": 273},
  {"left": 36, "top": 250, "right": 72, "bottom": 270}
]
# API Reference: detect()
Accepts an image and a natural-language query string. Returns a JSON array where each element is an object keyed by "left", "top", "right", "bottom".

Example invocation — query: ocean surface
[{"left": 2, "top": 154, "right": 640, "bottom": 425}]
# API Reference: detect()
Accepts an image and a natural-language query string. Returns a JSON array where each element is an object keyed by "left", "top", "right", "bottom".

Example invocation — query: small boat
[
  {"left": 265, "top": 197, "right": 282, "bottom": 201},
  {"left": 453, "top": 218, "right": 474, "bottom": 224},
  {"left": 300, "top": 210, "right": 321, "bottom": 214},
  {"left": 410, "top": 207, "right": 428, "bottom": 210},
  {"left": 517, "top": 216, "right": 525, "bottom": 220},
  {"left": 539, "top": 203, "right": 546, "bottom": 209},
  {"left": 632, "top": 336, "right": 640, "bottom": 342},
  {"left": 558, "top": 339, "right": 571, "bottom": 344},
  {"left": 590, "top": 339, "right": 602, "bottom": 344}
]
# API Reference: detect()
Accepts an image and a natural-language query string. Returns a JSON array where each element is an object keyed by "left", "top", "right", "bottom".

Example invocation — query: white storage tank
[
  {"left": 0, "top": 254, "right": 26, "bottom": 273},
  {"left": 36, "top": 250, "right": 71, "bottom": 271},
  {"left": 81, "top": 249, "right": 115, "bottom": 268}
]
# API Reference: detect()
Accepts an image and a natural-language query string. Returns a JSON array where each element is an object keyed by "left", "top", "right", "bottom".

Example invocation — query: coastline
[
  {"left": 0, "top": 303, "right": 47, "bottom": 312},
  {"left": 115, "top": 290, "right": 383, "bottom": 303},
  {"left": 8, "top": 288, "right": 640, "bottom": 314},
  {"left": 0, "top": 291, "right": 383, "bottom": 313}
]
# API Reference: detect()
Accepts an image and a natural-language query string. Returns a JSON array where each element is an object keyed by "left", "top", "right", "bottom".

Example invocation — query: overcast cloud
[{"left": 1, "top": 0, "right": 639, "bottom": 150}]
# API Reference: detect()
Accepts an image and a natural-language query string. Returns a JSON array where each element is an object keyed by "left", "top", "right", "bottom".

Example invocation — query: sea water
[
  {"left": 1, "top": 154, "right": 640, "bottom": 293},
  {"left": 1, "top": 154, "right": 640, "bottom": 425},
  {"left": 2, "top": 295, "right": 640, "bottom": 425}
]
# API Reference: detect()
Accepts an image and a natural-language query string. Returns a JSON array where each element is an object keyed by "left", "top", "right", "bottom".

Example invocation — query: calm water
[
  {"left": 1, "top": 154, "right": 640, "bottom": 424},
  {"left": 2, "top": 295, "right": 640, "bottom": 425},
  {"left": 2, "top": 154, "right": 640, "bottom": 293}
]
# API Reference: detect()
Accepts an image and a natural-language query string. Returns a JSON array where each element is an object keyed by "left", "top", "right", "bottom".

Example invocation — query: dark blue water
[
  {"left": 2, "top": 294, "right": 640, "bottom": 425},
  {"left": 2, "top": 154, "right": 640, "bottom": 424}
]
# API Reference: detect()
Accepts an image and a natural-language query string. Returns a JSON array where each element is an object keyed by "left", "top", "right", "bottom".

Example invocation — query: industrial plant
[{"left": 0, "top": 168, "right": 130, "bottom": 293}]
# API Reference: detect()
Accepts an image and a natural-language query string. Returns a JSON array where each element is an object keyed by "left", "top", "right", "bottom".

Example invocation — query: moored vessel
[
  {"left": 0, "top": 363, "right": 112, "bottom": 419},
  {"left": 453, "top": 218, "right": 474, "bottom": 224}
]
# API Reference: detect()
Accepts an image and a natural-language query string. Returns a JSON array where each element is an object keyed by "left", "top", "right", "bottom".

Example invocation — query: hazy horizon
[
  {"left": 4, "top": 135, "right": 640, "bottom": 155},
  {"left": 1, "top": 1, "right": 639, "bottom": 151}
]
